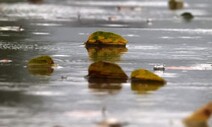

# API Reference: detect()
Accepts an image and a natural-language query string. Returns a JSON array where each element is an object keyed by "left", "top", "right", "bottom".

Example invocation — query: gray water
[{"left": 0, "top": 0, "right": 212, "bottom": 127}]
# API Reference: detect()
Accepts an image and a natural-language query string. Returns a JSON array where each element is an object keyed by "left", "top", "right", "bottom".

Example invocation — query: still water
[{"left": 0, "top": 0, "right": 212, "bottom": 127}]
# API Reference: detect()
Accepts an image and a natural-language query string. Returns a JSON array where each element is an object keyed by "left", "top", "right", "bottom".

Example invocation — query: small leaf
[
  {"left": 28, "top": 55, "right": 54, "bottom": 68},
  {"left": 131, "top": 69, "right": 166, "bottom": 83},
  {"left": 181, "top": 12, "right": 194, "bottom": 21},
  {"left": 27, "top": 55, "right": 54, "bottom": 76},
  {"left": 88, "top": 61, "right": 128, "bottom": 82},
  {"left": 168, "top": 0, "right": 184, "bottom": 10}
]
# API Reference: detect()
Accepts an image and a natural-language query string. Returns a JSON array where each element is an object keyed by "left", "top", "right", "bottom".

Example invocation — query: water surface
[{"left": 0, "top": 0, "right": 212, "bottom": 127}]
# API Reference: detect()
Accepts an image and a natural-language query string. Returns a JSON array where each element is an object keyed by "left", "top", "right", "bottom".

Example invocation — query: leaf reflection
[
  {"left": 131, "top": 81, "right": 165, "bottom": 94},
  {"left": 86, "top": 45, "right": 128, "bottom": 62}
]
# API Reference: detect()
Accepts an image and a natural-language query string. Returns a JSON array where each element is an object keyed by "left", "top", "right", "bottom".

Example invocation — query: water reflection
[
  {"left": 87, "top": 73, "right": 125, "bottom": 91},
  {"left": 86, "top": 45, "right": 128, "bottom": 62},
  {"left": 0, "top": 90, "right": 42, "bottom": 106},
  {"left": 28, "top": 0, "right": 43, "bottom": 4},
  {"left": 131, "top": 81, "right": 165, "bottom": 94},
  {"left": 27, "top": 66, "right": 54, "bottom": 76},
  {"left": 88, "top": 82, "right": 122, "bottom": 90}
]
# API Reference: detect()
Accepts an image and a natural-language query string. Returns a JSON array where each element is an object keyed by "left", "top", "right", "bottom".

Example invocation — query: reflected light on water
[
  {"left": 32, "top": 32, "right": 50, "bottom": 35},
  {"left": 24, "top": 91, "right": 65, "bottom": 96},
  {"left": 0, "top": 26, "right": 24, "bottom": 32}
]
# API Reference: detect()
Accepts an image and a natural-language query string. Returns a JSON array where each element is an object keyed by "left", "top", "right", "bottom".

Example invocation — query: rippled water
[{"left": 0, "top": 0, "right": 212, "bottom": 127}]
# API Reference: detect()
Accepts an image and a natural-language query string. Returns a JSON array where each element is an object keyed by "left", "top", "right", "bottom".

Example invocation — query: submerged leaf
[{"left": 85, "top": 31, "right": 128, "bottom": 46}]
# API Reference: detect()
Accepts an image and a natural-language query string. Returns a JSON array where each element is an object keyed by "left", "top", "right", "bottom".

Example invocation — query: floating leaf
[
  {"left": 27, "top": 55, "right": 54, "bottom": 76},
  {"left": 28, "top": 55, "right": 54, "bottom": 68},
  {"left": 168, "top": 0, "right": 184, "bottom": 10},
  {"left": 85, "top": 31, "right": 128, "bottom": 46},
  {"left": 183, "top": 102, "right": 212, "bottom": 127},
  {"left": 86, "top": 45, "right": 128, "bottom": 62},
  {"left": 181, "top": 12, "right": 194, "bottom": 21},
  {"left": 131, "top": 69, "right": 166, "bottom": 83},
  {"left": 87, "top": 61, "right": 128, "bottom": 82}
]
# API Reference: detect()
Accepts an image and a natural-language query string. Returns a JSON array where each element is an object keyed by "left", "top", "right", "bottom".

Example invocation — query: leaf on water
[
  {"left": 181, "top": 12, "right": 194, "bottom": 21},
  {"left": 131, "top": 69, "right": 166, "bottom": 83},
  {"left": 131, "top": 81, "right": 165, "bottom": 94},
  {"left": 168, "top": 0, "right": 184, "bottom": 10},
  {"left": 27, "top": 55, "right": 54, "bottom": 76},
  {"left": 87, "top": 61, "right": 128, "bottom": 82},
  {"left": 28, "top": 55, "right": 54, "bottom": 67},
  {"left": 183, "top": 102, "right": 212, "bottom": 127},
  {"left": 85, "top": 31, "right": 128, "bottom": 46}
]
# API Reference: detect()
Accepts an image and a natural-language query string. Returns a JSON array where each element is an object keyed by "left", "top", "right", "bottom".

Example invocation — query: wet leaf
[
  {"left": 181, "top": 12, "right": 194, "bottom": 21},
  {"left": 87, "top": 61, "right": 128, "bottom": 82},
  {"left": 85, "top": 31, "right": 128, "bottom": 46},
  {"left": 27, "top": 55, "right": 54, "bottom": 76},
  {"left": 28, "top": 55, "right": 54, "bottom": 68},
  {"left": 168, "top": 0, "right": 184, "bottom": 10},
  {"left": 183, "top": 102, "right": 212, "bottom": 127},
  {"left": 131, "top": 69, "right": 166, "bottom": 83}
]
